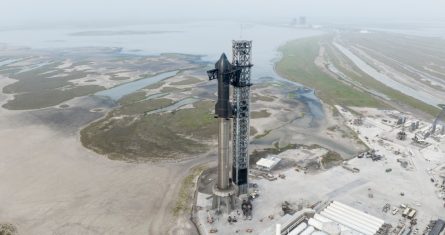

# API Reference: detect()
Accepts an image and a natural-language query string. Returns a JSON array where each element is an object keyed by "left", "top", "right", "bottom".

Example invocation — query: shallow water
[
  {"left": 0, "top": 21, "right": 326, "bottom": 115},
  {"left": 144, "top": 97, "right": 198, "bottom": 115},
  {"left": 0, "top": 58, "right": 21, "bottom": 67},
  {"left": 0, "top": 21, "right": 321, "bottom": 80},
  {"left": 296, "top": 89, "right": 325, "bottom": 121},
  {"left": 95, "top": 70, "right": 178, "bottom": 100}
]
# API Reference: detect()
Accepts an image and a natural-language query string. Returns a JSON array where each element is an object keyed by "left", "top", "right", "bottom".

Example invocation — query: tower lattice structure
[{"left": 231, "top": 40, "right": 253, "bottom": 195}]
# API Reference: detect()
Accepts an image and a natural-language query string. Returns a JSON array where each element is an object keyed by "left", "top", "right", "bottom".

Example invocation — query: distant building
[{"left": 299, "top": 16, "right": 307, "bottom": 25}]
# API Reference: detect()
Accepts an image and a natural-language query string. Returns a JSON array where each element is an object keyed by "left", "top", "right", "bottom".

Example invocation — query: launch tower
[{"left": 232, "top": 40, "right": 253, "bottom": 195}]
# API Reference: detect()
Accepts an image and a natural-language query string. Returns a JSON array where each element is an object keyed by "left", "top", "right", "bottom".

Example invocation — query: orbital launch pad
[{"left": 207, "top": 41, "right": 253, "bottom": 213}]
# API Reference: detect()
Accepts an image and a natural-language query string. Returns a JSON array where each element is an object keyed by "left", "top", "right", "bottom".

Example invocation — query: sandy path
[{"left": 0, "top": 122, "right": 182, "bottom": 234}]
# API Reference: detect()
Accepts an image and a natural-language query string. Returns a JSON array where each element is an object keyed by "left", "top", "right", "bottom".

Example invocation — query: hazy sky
[{"left": 1, "top": 0, "right": 444, "bottom": 28}]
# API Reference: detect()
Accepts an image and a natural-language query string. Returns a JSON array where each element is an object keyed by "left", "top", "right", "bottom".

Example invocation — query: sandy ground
[
  {"left": 0, "top": 77, "right": 202, "bottom": 235},
  {"left": 249, "top": 82, "right": 367, "bottom": 160},
  {"left": 195, "top": 106, "right": 445, "bottom": 235}
]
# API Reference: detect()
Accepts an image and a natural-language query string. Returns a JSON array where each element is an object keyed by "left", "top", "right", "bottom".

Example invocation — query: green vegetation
[
  {"left": 254, "top": 129, "right": 272, "bottom": 139},
  {"left": 3, "top": 68, "right": 97, "bottom": 94},
  {"left": 80, "top": 99, "right": 217, "bottom": 161},
  {"left": 116, "top": 96, "right": 174, "bottom": 116},
  {"left": 251, "top": 109, "right": 271, "bottom": 119},
  {"left": 276, "top": 36, "right": 386, "bottom": 108},
  {"left": 160, "top": 86, "right": 182, "bottom": 93},
  {"left": 118, "top": 91, "right": 147, "bottom": 105},
  {"left": 143, "top": 81, "right": 165, "bottom": 90},
  {"left": 0, "top": 223, "right": 18, "bottom": 235},
  {"left": 3, "top": 85, "right": 104, "bottom": 110},
  {"left": 321, "top": 150, "right": 343, "bottom": 168},
  {"left": 276, "top": 35, "right": 440, "bottom": 117},
  {"left": 173, "top": 165, "right": 206, "bottom": 216},
  {"left": 0, "top": 51, "right": 201, "bottom": 110},
  {"left": 170, "top": 77, "right": 201, "bottom": 86},
  {"left": 251, "top": 93, "right": 275, "bottom": 102},
  {"left": 0, "top": 64, "right": 106, "bottom": 109},
  {"left": 109, "top": 75, "right": 130, "bottom": 81},
  {"left": 113, "top": 98, "right": 174, "bottom": 116}
]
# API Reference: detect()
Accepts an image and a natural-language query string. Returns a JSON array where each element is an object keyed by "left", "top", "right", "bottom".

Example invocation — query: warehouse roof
[
  {"left": 256, "top": 156, "right": 281, "bottom": 170},
  {"left": 317, "top": 201, "right": 384, "bottom": 235},
  {"left": 428, "top": 219, "right": 445, "bottom": 235}
]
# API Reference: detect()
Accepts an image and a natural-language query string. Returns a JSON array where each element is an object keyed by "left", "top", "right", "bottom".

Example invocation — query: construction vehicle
[
  {"left": 408, "top": 209, "right": 417, "bottom": 219},
  {"left": 402, "top": 208, "right": 411, "bottom": 217}
]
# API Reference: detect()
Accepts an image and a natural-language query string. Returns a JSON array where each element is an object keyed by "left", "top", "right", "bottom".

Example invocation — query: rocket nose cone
[
  {"left": 219, "top": 53, "right": 227, "bottom": 60},
  {"left": 215, "top": 53, "right": 231, "bottom": 71}
]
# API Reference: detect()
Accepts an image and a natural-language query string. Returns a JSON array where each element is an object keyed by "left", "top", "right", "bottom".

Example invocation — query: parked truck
[{"left": 407, "top": 209, "right": 417, "bottom": 219}]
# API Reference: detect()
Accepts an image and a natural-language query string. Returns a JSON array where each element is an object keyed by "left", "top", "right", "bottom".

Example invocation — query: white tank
[
  {"left": 340, "top": 230, "right": 360, "bottom": 235},
  {"left": 322, "top": 222, "right": 341, "bottom": 235},
  {"left": 312, "top": 232, "right": 329, "bottom": 235},
  {"left": 288, "top": 222, "right": 307, "bottom": 235},
  {"left": 308, "top": 218, "right": 323, "bottom": 231},
  {"left": 299, "top": 226, "right": 315, "bottom": 235},
  {"left": 314, "top": 214, "right": 333, "bottom": 223}
]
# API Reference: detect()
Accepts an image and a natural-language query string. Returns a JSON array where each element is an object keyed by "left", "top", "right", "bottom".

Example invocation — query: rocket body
[
  {"left": 217, "top": 118, "right": 230, "bottom": 190},
  {"left": 212, "top": 53, "right": 234, "bottom": 191},
  {"left": 214, "top": 53, "right": 233, "bottom": 119}
]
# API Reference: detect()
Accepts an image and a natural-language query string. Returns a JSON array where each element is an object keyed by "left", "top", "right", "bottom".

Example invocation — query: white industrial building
[
  {"left": 256, "top": 156, "right": 281, "bottom": 171},
  {"left": 282, "top": 201, "right": 384, "bottom": 235}
]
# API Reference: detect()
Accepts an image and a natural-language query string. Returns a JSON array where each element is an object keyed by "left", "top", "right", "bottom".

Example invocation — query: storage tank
[
  {"left": 323, "top": 222, "right": 341, "bottom": 235},
  {"left": 308, "top": 218, "right": 323, "bottom": 231},
  {"left": 288, "top": 222, "right": 307, "bottom": 235},
  {"left": 312, "top": 232, "right": 329, "bottom": 235},
  {"left": 314, "top": 214, "right": 333, "bottom": 223},
  {"left": 299, "top": 226, "right": 315, "bottom": 235},
  {"left": 341, "top": 230, "right": 360, "bottom": 235}
]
